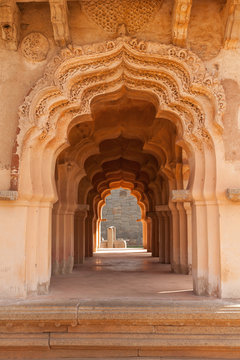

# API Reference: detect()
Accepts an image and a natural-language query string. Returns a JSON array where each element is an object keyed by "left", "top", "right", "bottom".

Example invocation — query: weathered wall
[
  {"left": 0, "top": 0, "right": 240, "bottom": 192},
  {"left": 101, "top": 189, "right": 142, "bottom": 245}
]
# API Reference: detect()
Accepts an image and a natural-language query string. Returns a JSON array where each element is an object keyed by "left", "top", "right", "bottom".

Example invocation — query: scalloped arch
[{"left": 12, "top": 37, "right": 226, "bottom": 191}]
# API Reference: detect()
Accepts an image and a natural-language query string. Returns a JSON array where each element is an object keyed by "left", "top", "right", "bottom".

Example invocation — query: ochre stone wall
[
  {"left": 1, "top": 0, "right": 240, "bottom": 191},
  {"left": 101, "top": 189, "right": 143, "bottom": 246}
]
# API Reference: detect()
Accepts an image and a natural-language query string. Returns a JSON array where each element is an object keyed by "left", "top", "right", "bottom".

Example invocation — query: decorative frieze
[
  {"left": 171, "top": 189, "right": 192, "bottom": 202},
  {"left": 49, "top": 0, "right": 70, "bottom": 47},
  {"left": 172, "top": 0, "right": 192, "bottom": 47},
  {"left": 226, "top": 188, "right": 240, "bottom": 201},
  {"left": 81, "top": 0, "right": 162, "bottom": 35},
  {"left": 0, "top": 0, "right": 20, "bottom": 50}
]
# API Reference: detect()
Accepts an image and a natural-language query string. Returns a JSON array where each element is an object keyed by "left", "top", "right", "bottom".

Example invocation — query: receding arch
[{"left": 11, "top": 36, "right": 227, "bottom": 298}]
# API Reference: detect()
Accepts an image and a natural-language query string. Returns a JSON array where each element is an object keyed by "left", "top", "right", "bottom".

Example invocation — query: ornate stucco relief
[
  {"left": 21, "top": 32, "right": 49, "bottom": 62},
  {"left": 16, "top": 36, "right": 225, "bottom": 169},
  {"left": 81, "top": 0, "right": 163, "bottom": 35}
]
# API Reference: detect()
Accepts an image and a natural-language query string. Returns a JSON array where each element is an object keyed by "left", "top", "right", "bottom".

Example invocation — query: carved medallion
[
  {"left": 81, "top": 0, "right": 162, "bottom": 35},
  {"left": 21, "top": 32, "right": 49, "bottom": 62}
]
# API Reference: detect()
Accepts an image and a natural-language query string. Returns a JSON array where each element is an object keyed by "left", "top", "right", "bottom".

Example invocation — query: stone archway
[
  {"left": 8, "top": 36, "right": 227, "bottom": 298},
  {"left": 100, "top": 188, "right": 144, "bottom": 249}
]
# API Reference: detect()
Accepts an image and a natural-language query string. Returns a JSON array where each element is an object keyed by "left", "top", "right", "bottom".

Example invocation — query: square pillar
[
  {"left": 74, "top": 204, "right": 89, "bottom": 265},
  {"left": 0, "top": 196, "right": 52, "bottom": 298}
]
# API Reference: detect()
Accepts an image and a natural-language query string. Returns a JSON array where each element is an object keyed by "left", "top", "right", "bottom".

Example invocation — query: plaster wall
[
  {"left": 218, "top": 202, "right": 240, "bottom": 298},
  {"left": 0, "top": 0, "right": 239, "bottom": 190},
  {"left": 0, "top": 203, "right": 27, "bottom": 297},
  {"left": 0, "top": 0, "right": 240, "bottom": 191}
]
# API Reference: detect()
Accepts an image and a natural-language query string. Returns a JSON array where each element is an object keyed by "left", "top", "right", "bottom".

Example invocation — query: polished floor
[{"left": 26, "top": 249, "right": 207, "bottom": 304}]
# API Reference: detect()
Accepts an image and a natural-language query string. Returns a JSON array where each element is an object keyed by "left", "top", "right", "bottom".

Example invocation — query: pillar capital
[
  {"left": 172, "top": 0, "right": 192, "bottom": 47},
  {"left": 226, "top": 188, "right": 240, "bottom": 202},
  {"left": 49, "top": 0, "right": 71, "bottom": 47},
  {"left": 171, "top": 189, "right": 192, "bottom": 202},
  {"left": 155, "top": 205, "right": 170, "bottom": 212},
  {"left": 0, "top": 0, "right": 20, "bottom": 50},
  {"left": 76, "top": 204, "right": 90, "bottom": 212},
  {"left": 75, "top": 204, "right": 89, "bottom": 218},
  {"left": 224, "top": 0, "right": 240, "bottom": 49}
]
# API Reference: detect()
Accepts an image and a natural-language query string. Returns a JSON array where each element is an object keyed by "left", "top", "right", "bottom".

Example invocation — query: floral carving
[{"left": 21, "top": 32, "right": 49, "bottom": 62}]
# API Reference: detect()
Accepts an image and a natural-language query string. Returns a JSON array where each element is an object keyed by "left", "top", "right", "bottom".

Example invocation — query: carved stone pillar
[
  {"left": 176, "top": 201, "right": 188, "bottom": 274},
  {"left": 147, "top": 211, "right": 159, "bottom": 257},
  {"left": 146, "top": 216, "right": 152, "bottom": 253},
  {"left": 183, "top": 201, "right": 192, "bottom": 274},
  {"left": 85, "top": 210, "right": 93, "bottom": 258},
  {"left": 142, "top": 219, "right": 148, "bottom": 249},
  {"left": 52, "top": 162, "right": 80, "bottom": 275},
  {"left": 74, "top": 204, "right": 89, "bottom": 265},
  {"left": 157, "top": 211, "right": 165, "bottom": 263},
  {"left": 172, "top": 0, "right": 192, "bottom": 47},
  {"left": 155, "top": 205, "right": 171, "bottom": 264},
  {"left": 92, "top": 216, "right": 97, "bottom": 252},
  {"left": 168, "top": 200, "right": 180, "bottom": 273},
  {"left": 52, "top": 205, "right": 76, "bottom": 275},
  {"left": 107, "top": 226, "right": 116, "bottom": 248},
  {"left": 172, "top": 189, "right": 191, "bottom": 274},
  {"left": 164, "top": 211, "right": 171, "bottom": 264},
  {"left": 49, "top": 0, "right": 71, "bottom": 47},
  {"left": 0, "top": 0, "right": 20, "bottom": 50},
  {"left": 152, "top": 211, "right": 160, "bottom": 258},
  {"left": 224, "top": 0, "right": 240, "bottom": 49}
]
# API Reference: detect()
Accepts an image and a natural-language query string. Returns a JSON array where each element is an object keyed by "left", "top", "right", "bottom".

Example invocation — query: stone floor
[
  {"left": 17, "top": 249, "right": 219, "bottom": 305},
  {"left": 2, "top": 251, "right": 240, "bottom": 359},
  {"left": 36, "top": 249, "right": 196, "bottom": 303},
  {"left": 3, "top": 249, "right": 240, "bottom": 306}
]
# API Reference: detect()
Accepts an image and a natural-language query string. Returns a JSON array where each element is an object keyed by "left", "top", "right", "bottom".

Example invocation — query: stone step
[{"left": 1, "top": 302, "right": 240, "bottom": 358}]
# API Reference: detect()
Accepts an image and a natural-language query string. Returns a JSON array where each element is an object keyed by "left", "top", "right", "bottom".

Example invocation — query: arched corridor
[
  {"left": 31, "top": 250, "right": 195, "bottom": 303},
  {"left": 52, "top": 92, "right": 191, "bottom": 284},
  {"left": 7, "top": 37, "right": 231, "bottom": 299}
]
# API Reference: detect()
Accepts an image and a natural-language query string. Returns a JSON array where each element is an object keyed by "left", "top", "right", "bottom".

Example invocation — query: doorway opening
[{"left": 100, "top": 188, "right": 143, "bottom": 250}]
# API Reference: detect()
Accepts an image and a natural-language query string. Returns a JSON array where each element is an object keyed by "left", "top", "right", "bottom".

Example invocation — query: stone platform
[
  {"left": 1, "top": 301, "right": 240, "bottom": 359},
  {"left": 1, "top": 251, "right": 240, "bottom": 359}
]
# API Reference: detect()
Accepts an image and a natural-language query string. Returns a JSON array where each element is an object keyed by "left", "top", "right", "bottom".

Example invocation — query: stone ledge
[
  {"left": 0, "top": 303, "right": 240, "bottom": 357},
  {"left": 226, "top": 188, "right": 240, "bottom": 202},
  {"left": 1, "top": 302, "right": 240, "bottom": 324},
  {"left": 171, "top": 190, "right": 192, "bottom": 202},
  {"left": 0, "top": 191, "right": 18, "bottom": 201}
]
